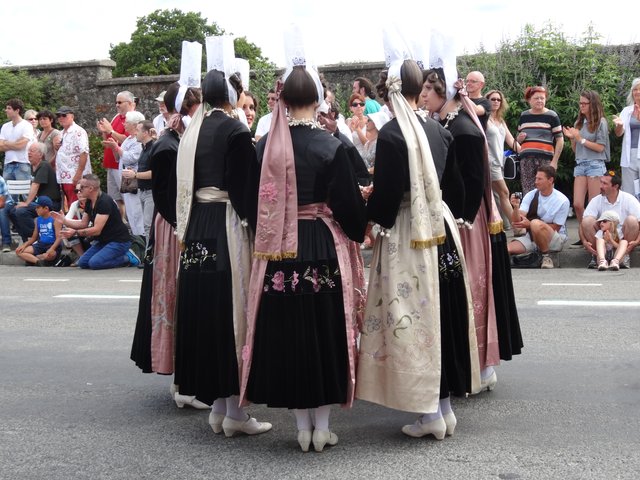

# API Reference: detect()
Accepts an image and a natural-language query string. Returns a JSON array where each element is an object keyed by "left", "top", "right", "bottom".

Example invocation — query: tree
[
  {"left": 109, "top": 9, "right": 272, "bottom": 78},
  {"left": 0, "top": 69, "right": 66, "bottom": 166}
]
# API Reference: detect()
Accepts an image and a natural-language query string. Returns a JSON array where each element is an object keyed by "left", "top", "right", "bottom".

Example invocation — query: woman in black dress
[
  {"left": 356, "top": 55, "right": 477, "bottom": 440},
  {"left": 130, "top": 83, "right": 203, "bottom": 395},
  {"left": 241, "top": 65, "right": 367, "bottom": 452},
  {"left": 173, "top": 67, "right": 271, "bottom": 437},
  {"left": 421, "top": 68, "right": 522, "bottom": 391}
]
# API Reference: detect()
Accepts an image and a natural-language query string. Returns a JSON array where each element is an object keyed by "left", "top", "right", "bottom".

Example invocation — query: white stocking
[
  {"left": 225, "top": 395, "right": 245, "bottom": 421},
  {"left": 294, "top": 409, "right": 313, "bottom": 431},
  {"left": 440, "top": 396, "right": 452, "bottom": 415},
  {"left": 212, "top": 398, "right": 226, "bottom": 416},
  {"left": 481, "top": 366, "right": 495, "bottom": 381},
  {"left": 313, "top": 405, "right": 331, "bottom": 431},
  {"left": 421, "top": 403, "right": 442, "bottom": 423}
]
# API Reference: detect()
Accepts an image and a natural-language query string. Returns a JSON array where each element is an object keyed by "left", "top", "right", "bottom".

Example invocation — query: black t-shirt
[
  {"left": 85, "top": 192, "right": 130, "bottom": 244},
  {"left": 33, "top": 161, "right": 61, "bottom": 202},
  {"left": 471, "top": 97, "right": 492, "bottom": 132},
  {"left": 136, "top": 140, "right": 153, "bottom": 191}
]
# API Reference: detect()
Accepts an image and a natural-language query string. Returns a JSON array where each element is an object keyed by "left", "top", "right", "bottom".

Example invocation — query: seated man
[
  {"left": 15, "top": 196, "right": 62, "bottom": 266},
  {"left": 9, "top": 141, "right": 62, "bottom": 242},
  {"left": 508, "top": 165, "right": 570, "bottom": 269},
  {"left": 51, "top": 174, "right": 139, "bottom": 269},
  {"left": 581, "top": 170, "right": 640, "bottom": 268}
]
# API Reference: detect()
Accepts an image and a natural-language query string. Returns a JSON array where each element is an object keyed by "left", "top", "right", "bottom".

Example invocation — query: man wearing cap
[
  {"left": 96, "top": 91, "right": 136, "bottom": 218},
  {"left": 581, "top": 171, "right": 640, "bottom": 268},
  {"left": 152, "top": 91, "right": 170, "bottom": 134},
  {"left": 16, "top": 195, "right": 62, "bottom": 267},
  {"left": 15, "top": 195, "right": 62, "bottom": 266},
  {"left": 9, "top": 141, "right": 62, "bottom": 242},
  {"left": 52, "top": 173, "right": 139, "bottom": 269},
  {"left": 54, "top": 106, "right": 91, "bottom": 207},
  {"left": 0, "top": 98, "right": 35, "bottom": 201},
  {"left": 508, "top": 165, "right": 570, "bottom": 269}
]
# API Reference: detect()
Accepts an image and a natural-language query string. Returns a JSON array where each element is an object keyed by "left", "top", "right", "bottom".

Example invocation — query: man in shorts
[{"left": 508, "top": 165, "right": 570, "bottom": 269}]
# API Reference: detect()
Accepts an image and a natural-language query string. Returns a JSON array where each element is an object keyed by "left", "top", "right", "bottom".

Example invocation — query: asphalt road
[{"left": 1, "top": 265, "right": 639, "bottom": 480}]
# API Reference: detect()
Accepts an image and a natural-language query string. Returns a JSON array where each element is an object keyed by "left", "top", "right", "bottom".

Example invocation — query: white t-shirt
[
  {"left": 152, "top": 114, "right": 166, "bottom": 133},
  {"left": 583, "top": 190, "right": 640, "bottom": 221},
  {"left": 255, "top": 112, "right": 273, "bottom": 139},
  {"left": 0, "top": 119, "right": 35, "bottom": 164},
  {"left": 521, "top": 188, "right": 570, "bottom": 235}
]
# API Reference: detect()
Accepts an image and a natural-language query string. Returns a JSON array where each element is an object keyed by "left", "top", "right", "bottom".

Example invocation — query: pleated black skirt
[
  {"left": 491, "top": 231, "right": 523, "bottom": 360},
  {"left": 173, "top": 203, "right": 240, "bottom": 405},
  {"left": 246, "top": 219, "right": 349, "bottom": 409},
  {"left": 438, "top": 224, "right": 472, "bottom": 397},
  {"left": 130, "top": 215, "right": 156, "bottom": 373}
]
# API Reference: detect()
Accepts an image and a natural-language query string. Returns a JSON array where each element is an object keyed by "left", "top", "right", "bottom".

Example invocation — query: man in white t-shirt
[
  {"left": 254, "top": 89, "right": 278, "bottom": 141},
  {"left": 508, "top": 165, "right": 570, "bottom": 269},
  {"left": 581, "top": 171, "right": 640, "bottom": 268},
  {"left": 0, "top": 98, "right": 35, "bottom": 201}
]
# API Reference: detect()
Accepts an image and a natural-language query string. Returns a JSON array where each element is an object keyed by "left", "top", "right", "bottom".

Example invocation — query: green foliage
[
  {"left": 459, "top": 22, "right": 640, "bottom": 194},
  {"left": 0, "top": 71, "right": 65, "bottom": 121},
  {"left": 0, "top": 70, "right": 66, "bottom": 167},
  {"left": 249, "top": 62, "right": 278, "bottom": 127},
  {"left": 88, "top": 134, "right": 107, "bottom": 189},
  {"left": 109, "top": 9, "right": 273, "bottom": 78}
]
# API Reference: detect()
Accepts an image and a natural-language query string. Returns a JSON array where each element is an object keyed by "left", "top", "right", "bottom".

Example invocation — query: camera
[{"left": 514, "top": 192, "right": 522, "bottom": 200}]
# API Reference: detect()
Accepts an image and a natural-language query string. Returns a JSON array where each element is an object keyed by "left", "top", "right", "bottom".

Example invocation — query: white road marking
[
  {"left": 118, "top": 279, "right": 142, "bottom": 283},
  {"left": 54, "top": 294, "right": 139, "bottom": 299},
  {"left": 24, "top": 278, "right": 70, "bottom": 282},
  {"left": 538, "top": 300, "right": 640, "bottom": 307}
]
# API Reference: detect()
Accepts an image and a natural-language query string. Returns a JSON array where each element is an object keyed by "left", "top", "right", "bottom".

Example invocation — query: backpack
[
  {"left": 129, "top": 234, "right": 146, "bottom": 262},
  {"left": 511, "top": 250, "right": 542, "bottom": 269}
]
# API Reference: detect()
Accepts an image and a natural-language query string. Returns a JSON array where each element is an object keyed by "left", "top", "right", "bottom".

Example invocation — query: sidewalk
[{"left": 3, "top": 217, "right": 638, "bottom": 269}]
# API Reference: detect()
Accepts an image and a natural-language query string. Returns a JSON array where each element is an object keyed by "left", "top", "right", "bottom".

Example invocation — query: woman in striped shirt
[{"left": 516, "top": 86, "right": 564, "bottom": 193}]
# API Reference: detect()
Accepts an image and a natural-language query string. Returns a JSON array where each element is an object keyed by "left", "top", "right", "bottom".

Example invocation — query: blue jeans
[
  {"left": 78, "top": 240, "right": 131, "bottom": 270},
  {"left": 3, "top": 162, "right": 32, "bottom": 202},
  {"left": 574, "top": 159, "right": 606, "bottom": 178},
  {"left": 0, "top": 197, "right": 12, "bottom": 245}
]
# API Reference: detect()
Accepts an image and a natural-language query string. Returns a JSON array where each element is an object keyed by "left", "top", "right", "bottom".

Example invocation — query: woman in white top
[
  {"left": 103, "top": 110, "right": 145, "bottom": 236},
  {"left": 612, "top": 77, "right": 640, "bottom": 197},
  {"left": 485, "top": 90, "right": 518, "bottom": 223}
]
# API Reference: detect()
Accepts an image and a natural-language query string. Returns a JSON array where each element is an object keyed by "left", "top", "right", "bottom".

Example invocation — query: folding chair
[{"left": 6, "top": 179, "right": 32, "bottom": 200}]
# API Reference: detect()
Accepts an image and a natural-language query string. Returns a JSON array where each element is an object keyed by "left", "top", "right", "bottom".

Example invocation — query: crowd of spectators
[{"left": 2, "top": 74, "right": 640, "bottom": 271}]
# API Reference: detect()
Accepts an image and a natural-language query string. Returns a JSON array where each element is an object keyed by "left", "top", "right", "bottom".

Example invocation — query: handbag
[
  {"left": 511, "top": 250, "right": 542, "bottom": 268},
  {"left": 503, "top": 150, "right": 520, "bottom": 180},
  {"left": 120, "top": 176, "right": 138, "bottom": 194}
]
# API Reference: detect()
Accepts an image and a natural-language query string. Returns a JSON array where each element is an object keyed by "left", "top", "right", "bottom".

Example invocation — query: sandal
[
  {"left": 597, "top": 259, "right": 608, "bottom": 271},
  {"left": 609, "top": 258, "right": 620, "bottom": 271}
]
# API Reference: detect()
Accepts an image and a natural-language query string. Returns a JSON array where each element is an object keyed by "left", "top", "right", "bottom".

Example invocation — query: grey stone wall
[
  {"left": 1, "top": 60, "right": 387, "bottom": 132},
  {"left": 2, "top": 60, "right": 177, "bottom": 132}
]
